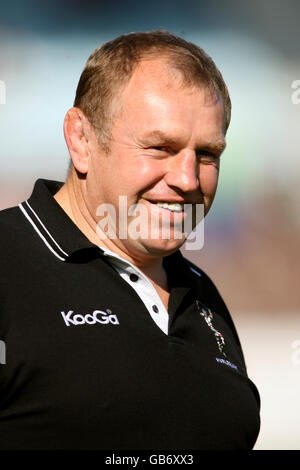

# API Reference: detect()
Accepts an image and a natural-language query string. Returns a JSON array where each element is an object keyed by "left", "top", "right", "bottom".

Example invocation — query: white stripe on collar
[
  {"left": 18, "top": 202, "right": 69, "bottom": 261},
  {"left": 189, "top": 266, "right": 202, "bottom": 277},
  {"left": 25, "top": 200, "right": 69, "bottom": 257}
]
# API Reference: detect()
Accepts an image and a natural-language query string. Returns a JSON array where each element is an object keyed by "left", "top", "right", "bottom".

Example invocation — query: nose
[{"left": 164, "top": 149, "right": 199, "bottom": 194}]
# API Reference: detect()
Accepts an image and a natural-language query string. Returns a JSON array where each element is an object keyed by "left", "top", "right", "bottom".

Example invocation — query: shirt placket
[{"left": 101, "top": 249, "right": 169, "bottom": 335}]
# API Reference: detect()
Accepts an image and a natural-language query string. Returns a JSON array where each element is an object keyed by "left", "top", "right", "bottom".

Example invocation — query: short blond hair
[{"left": 74, "top": 30, "right": 231, "bottom": 153}]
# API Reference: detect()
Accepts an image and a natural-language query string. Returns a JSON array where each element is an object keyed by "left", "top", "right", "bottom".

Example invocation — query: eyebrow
[
  {"left": 199, "top": 140, "right": 226, "bottom": 154},
  {"left": 141, "top": 130, "right": 226, "bottom": 154},
  {"left": 141, "top": 130, "right": 180, "bottom": 147}
]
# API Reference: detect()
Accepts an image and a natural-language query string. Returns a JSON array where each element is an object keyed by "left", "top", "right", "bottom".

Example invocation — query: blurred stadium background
[{"left": 0, "top": 0, "right": 299, "bottom": 449}]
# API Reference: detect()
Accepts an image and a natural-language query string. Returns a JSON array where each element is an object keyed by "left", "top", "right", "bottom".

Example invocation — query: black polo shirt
[{"left": 0, "top": 179, "right": 260, "bottom": 450}]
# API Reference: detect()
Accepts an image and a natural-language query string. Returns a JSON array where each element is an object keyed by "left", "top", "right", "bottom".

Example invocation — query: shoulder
[
  {"left": 0, "top": 204, "right": 24, "bottom": 237},
  {"left": 0, "top": 204, "right": 32, "bottom": 258}
]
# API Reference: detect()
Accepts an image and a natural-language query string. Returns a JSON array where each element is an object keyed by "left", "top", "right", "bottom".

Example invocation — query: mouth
[
  {"left": 147, "top": 201, "right": 185, "bottom": 213},
  {"left": 155, "top": 201, "right": 184, "bottom": 213}
]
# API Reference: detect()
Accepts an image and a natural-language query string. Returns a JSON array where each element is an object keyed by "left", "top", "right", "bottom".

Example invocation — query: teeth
[{"left": 156, "top": 202, "right": 184, "bottom": 212}]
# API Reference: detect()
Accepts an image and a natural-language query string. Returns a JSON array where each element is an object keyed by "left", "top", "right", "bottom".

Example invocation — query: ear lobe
[{"left": 63, "top": 107, "right": 90, "bottom": 174}]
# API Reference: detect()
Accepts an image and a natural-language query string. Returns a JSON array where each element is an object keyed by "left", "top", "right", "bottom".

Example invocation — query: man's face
[{"left": 85, "top": 59, "right": 226, "bottom": 260}]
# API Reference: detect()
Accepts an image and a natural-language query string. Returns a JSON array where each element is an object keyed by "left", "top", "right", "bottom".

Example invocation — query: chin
[{"left": 138, "top": 236, "right": 187, "bottom": 257}]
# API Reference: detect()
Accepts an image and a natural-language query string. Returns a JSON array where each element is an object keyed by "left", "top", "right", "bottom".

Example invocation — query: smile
[
  {"left": 156, "top": 202, "right": 184, "bottom": 212},
  {"left": 141, "top": 199, "right": 187, "bottom": 221}
]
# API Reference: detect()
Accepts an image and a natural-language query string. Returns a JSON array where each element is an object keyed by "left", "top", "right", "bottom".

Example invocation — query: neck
[{"left": 54, "top": 171, "right": 168, "bottom": 290}]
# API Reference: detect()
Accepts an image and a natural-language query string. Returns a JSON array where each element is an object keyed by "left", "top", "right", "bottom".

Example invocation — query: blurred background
[{"left": 0, "top": 0, "right": 299, "bottom": 449}]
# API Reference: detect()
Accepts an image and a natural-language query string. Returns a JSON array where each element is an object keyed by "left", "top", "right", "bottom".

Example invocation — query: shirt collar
[{"left": 21, "top": 179, "right": 98, "bottom": 260}]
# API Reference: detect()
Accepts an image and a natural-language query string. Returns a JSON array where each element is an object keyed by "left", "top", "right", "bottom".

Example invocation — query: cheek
[
  {"left": 121, "top": 158, "right": 165, "bottom": 193},
  {"left": 199, "top": 166, "right": 219, "bottom": 197}
]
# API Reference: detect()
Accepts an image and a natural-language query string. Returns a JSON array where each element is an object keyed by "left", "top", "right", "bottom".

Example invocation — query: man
[{"left": 0, "top": 31, "right": 260, "bottom": 450}]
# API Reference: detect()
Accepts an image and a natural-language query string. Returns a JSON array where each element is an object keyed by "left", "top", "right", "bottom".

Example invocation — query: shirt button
[
  {"left": 152, "top": 305, "right": 159, "bottom": 313},
  {"left": 130, "top": 273, "right": 139, "bottom": 282}
]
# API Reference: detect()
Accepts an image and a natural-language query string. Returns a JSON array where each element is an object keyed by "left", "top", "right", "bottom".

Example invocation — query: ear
[{"left": 63, "top": 107, "right": 92, "bottom": 174}]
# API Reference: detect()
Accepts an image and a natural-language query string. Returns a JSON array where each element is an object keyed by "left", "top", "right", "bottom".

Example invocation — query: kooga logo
[{"left": 61, "top": 309, "right": 119, "bottom": 327}]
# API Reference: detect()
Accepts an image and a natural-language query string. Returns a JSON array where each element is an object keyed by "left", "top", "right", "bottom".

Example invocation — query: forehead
[{"left": 115, "top": 58, "right": 226, "bottom": 143}]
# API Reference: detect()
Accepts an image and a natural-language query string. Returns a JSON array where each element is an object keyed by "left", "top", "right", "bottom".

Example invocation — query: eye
[
  {"left": 145, "top": 145, "right": 172, "bottom": 157},
  {"left": 151, "top": 146, "right": 169, "bottom": 152},
  {"left": 196, "top": 150, "right": 220, "bottom": 162}
]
